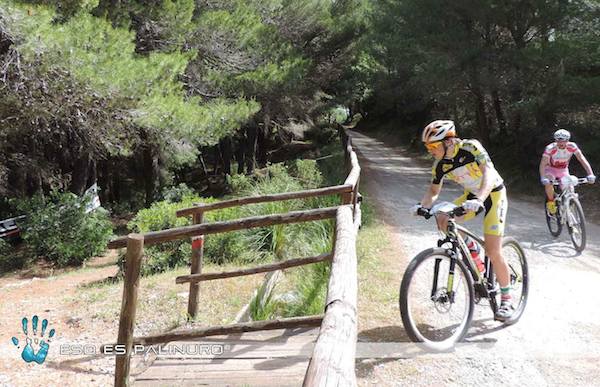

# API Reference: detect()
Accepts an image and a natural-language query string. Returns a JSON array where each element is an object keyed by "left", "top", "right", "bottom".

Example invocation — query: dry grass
[{"left": 69, "top": 262, "right": 266, "bottom": 338}]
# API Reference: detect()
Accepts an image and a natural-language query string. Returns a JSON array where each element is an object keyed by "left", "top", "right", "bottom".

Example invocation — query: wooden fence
[{"left": 106, "top": 128, "right": 361, "bottom": 387}]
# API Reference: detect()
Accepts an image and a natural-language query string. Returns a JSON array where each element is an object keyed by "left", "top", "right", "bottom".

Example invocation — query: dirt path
[
  {"left": 0, "top": 252, "right": 264, "bottom": 386},
  {"left": 0, "top": 256, "right": 119, "bottom": 386},
  {"left": 351, "top": 130, "right": 600, "bottom": 386}
]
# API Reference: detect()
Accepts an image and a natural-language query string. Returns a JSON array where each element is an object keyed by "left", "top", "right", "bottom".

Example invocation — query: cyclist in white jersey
[{"left": 539, "top": 129, "right": 595, "bottom": 215}]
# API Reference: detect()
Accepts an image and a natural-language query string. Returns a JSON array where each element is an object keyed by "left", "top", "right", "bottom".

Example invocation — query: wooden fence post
[
  {"left": 187, "top": 211, "right": 204, "bottom": 319},
  {"left": 115, "top": 234, "right": 144, "bottom": 387},
  {"left": 304, "top": 206, "right": 358, "bottom": 386}
]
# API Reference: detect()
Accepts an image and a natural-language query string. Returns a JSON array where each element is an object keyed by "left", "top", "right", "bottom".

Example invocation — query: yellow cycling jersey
[{"left": 431, "top": 139, "right": 504, "bottom": 194}]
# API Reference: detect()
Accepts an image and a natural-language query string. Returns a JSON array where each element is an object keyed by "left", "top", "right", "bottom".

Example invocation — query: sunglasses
[{"left": 425, "top": 141, "right": 443, "bottom": 151}]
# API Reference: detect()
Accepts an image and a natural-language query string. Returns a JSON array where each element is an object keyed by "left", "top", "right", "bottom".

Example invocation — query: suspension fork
[{"left": 430, "top": 254, "right": 458, "bottom": 303}]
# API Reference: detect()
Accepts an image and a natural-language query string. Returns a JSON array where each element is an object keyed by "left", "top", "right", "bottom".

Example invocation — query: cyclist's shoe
[
  {"left": 494, "top": 300, "right": 515, "bottom": 322},
  {"left": 546, "top": 200, "right": 557, "bottom": 216}
]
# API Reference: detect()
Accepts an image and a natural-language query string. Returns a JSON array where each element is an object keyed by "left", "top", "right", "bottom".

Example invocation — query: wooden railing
[{"left": 107, "top": 128, "right": 361, "bottom": 387}]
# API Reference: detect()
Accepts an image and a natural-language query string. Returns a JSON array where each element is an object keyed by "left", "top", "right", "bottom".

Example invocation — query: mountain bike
[
  {"left": 399, "top": 203, "right": 529, "bottom": 351},
  {"left": 545, "top": 176, "right": 591, "bottom": 252}
]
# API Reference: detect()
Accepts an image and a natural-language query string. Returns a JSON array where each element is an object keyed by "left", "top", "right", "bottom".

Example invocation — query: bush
[
  {"left": 14, "top": 191, "right": 113, "bottom": 267},
  {"left": 126, "top": 160, "right": 336, "bottom": 275},
  {"left": 0, "top": 239, "right": 8, "bottom": 257},
  {"left": 161, "top": 183, "right": 197, "bottom": 203},
  {"left": 0, "top": 239, "right": 15, "bottom": 272},
  {"left": 127, "top": 193, "right": 251, "bottom": 274}
]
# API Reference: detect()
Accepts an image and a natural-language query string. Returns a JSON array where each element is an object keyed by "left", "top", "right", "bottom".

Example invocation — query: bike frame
[
  {"left": 433, "top": 219, "right": 494, "bottom": 303},
  {"left": 552, "top": 178, "right": 586, "bottom": 226}
]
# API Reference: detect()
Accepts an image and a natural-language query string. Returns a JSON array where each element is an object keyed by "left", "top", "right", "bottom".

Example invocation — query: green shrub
[
  {"left": 126, "top": 160, "right": 337, "bottom": 275},
  {"left": 289, "top": 159, "right": 323, "bottom": 189},
  {"left": 0, "top": 239, "right": 12, "bottom": 272},
  {"left": 14, "top": 191, "right": 113, "bottom": 267},
  {"left": 0, "top": 236, "right": 31, "bottom": 273},
  {"left": 127, "top": 193, "right": 252, "bottom": 274},
  {"left": 161, "top": 183, "right": 197, "bottom": 203},
  {"left": 281, "top": 261, "right": 330, "bottom": 317}
]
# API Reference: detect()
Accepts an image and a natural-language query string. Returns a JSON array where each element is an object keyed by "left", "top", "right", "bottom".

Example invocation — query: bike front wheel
[
  {"left": 545, "top": 199, "right": 562, "bottom": 237},
  {"left": 566, "top": 198, "right": 586, "bottom": 252},
  {"left": 399, "top": 248, "right": 474, "bottom": 351}
]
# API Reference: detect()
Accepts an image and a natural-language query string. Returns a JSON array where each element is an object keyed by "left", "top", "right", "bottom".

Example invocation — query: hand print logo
[{"left": 11, "top": 315, "right": 56, "bottom": 364}]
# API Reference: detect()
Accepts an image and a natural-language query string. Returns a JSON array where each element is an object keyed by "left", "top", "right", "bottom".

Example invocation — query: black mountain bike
[
  {"left": 399, "top": 204, "right": 529, "bottom": 350},
  {"left": 545, "top": 176, "right": 590, "bottom": 252}
]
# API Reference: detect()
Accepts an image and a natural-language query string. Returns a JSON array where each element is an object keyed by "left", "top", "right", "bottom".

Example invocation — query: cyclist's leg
[
  {"left": 482, "top": 189, "right": 508, "bottom": 282},
  {"left": 481, "top": 188, "right": 513, "bottom": 319},
  {"left": 543, "top": 171, "right": 555, "bottom": 201}
]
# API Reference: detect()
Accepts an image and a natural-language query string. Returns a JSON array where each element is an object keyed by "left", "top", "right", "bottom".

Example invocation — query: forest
[{"left": 1, "top": 0, "right": 599, "bottom": 266}]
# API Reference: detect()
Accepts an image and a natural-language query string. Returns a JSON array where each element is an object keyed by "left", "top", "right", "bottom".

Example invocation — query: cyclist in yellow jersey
[{"left": 411, "top": 120, "right": 513, "bottom": 321}]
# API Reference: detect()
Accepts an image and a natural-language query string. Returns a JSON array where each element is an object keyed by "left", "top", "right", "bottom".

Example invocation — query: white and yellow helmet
[{"left": 422, "top": 120, "right": 456, "bottom": 143}]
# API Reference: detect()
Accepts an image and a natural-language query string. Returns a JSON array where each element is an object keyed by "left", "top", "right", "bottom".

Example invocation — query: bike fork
[{"left": 431, "top": 257, "right": 456, "bottom": 303}]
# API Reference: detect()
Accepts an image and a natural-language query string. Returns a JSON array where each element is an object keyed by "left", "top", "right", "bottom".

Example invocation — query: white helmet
[
  {"left": 422, "top": 120, "right": 456, "bottom": 143},
  {"left": 554, "top": 129, "right": 570, "bottom": 141}
]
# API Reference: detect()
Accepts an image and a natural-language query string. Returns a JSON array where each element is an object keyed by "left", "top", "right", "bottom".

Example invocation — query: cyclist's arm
[
  {"left": 421, "top": 183, "right": 442, "bottom": 208},
  {"left": 539, "top": 155, "right": 550, "bottom": 178},
  {"left": 476, "top": 162, "right": 495, "bottom": 201},
  {"left": 574, "top": 151, "right": 594, "bottom": 176}
]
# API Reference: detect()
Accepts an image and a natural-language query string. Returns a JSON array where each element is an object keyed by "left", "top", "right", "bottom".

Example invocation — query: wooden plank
[
  {"left": 145, "top": 340, "right": 316, "bottom": 360},
  {"left": 136, "top": 364, "right": 308, "bottom": 381},
  {"left": 191, "top": 327, "right": 320, "bottom": 342},
  {"left": 176, "top": 253, "right": 332, "bottom": 284},
  {"left": 147, "top": 358, "right": 310, "bottom": 370},
  {"left": 304, "top": 206, "right": 358, "bottom": 387},
  {"left": 115, "top": 234, "right": 144, "bottom": 387},
  {"left": 176, "top": 185, "right": 352, "bottom": 217},
  {"left": 108, "top": 207, "right": 338, "bottom": 249},
  {"left": 103, "top": 316, "right": 323, "bottom": 348},
  {"left": 136, "top": 375, "right": 304, "bottom": 387}
]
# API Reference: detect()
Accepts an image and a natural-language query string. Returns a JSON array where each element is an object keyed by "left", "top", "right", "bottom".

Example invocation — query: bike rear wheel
[
  {"left": 566, "top": 198, "right": 586, "bottom": 252},
  {"left": 489, "top": 237, "right": 529, "bottom": 324},
  {"left": 399, "top": 248, "right": 474, "bottom": 351},
  {"left": 545, "top": 199, "right": 562, "bottom": 237}
]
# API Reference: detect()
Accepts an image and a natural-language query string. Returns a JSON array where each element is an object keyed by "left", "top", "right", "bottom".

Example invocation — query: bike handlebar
[
  {"left": 417, "top": 206, "right": 466, "bottom": 219},
  {"left": 551, "top": 177, "right": 590, "bottom": 186}
]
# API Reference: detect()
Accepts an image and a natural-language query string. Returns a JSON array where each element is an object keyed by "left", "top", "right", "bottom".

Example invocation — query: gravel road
[{"left": 351, "top": 129, "right": 600, "bottom": 387}]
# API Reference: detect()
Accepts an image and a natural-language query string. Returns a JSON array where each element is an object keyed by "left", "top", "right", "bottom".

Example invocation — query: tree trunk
[
  {"left": 235, "top": 136, "right": 245, "bottom": 174},
  {"left": 143, "top": 144, "right": 159, "bottom": 207},
  {"left": 70, "top": 153, "right": 91, "bottom": 195},
  {"left": 491, "top": 90, "right": 507, "bottom": 136},
  {"left": 472, "top": 89, "right": 490, "bottom": 146},
  {"left": 98, "top": 160, "right": 111, "bottom": 204},
  {"left": 219, "top": 137, "right": 233, "bottom": 176},
  {"left": 112, "top": 160, "right": 121, "bottom": 204},
  {"left": 257, "top": 111, "right": 269, "bottom": 168},
  {"left": 87, "top": 158, "right": 98, "bottom": 188},
  {"left": 245, "top": 125, "right": 258, "bottom": 174}
]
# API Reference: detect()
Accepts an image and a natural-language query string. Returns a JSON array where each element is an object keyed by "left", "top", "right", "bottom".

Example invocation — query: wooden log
[
  {"left": 108, "top": 207, "right": 338, "bottom": 249},
  {"left": 352, "top": 176, "right": 361, "bottom": 219},
  {"left": 102, "top": 315, "right": 324, "bottom": 348},
  {"left": 176, "top": 185, "right": 352, "bottom": 217},
  {"left": 176, "top": 253, "right": 332, "bottom": 284},
  {"left": 304, "top": 206, "right": 358, "bottom": 387},
  {"left": 187, "top": 212, "right": 204, "bottom": 320},
  {"left": 114, "top": 234, "right": 144, "bottom": 387},
  {"left": 343, "top": 151, "right": 360, "bottom": 188}
]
